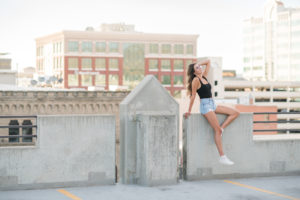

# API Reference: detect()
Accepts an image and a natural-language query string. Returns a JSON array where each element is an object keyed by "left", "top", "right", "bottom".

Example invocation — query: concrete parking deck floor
[{"left": 0, "top": 176, "right": 299, "bottom": 200}]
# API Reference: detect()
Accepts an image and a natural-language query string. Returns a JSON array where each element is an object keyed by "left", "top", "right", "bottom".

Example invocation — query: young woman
[{"left": 184, "top": 59, "right": 240, "bottom": 165}]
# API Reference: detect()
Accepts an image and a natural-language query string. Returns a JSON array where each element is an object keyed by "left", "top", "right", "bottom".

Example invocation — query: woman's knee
[
  {"left": 232, "top": 110, "right": 240, "bottom": 118},
  {"left": 214, "top": 126, "right": 222, "bottom": 135}
]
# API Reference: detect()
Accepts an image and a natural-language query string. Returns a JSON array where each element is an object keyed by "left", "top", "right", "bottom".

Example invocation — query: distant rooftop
[{"left": 0, "top": 84, "right": 85, "bottom": 91}]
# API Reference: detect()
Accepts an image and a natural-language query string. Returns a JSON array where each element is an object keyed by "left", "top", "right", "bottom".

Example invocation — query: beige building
[
  {"left": 243, "top": 0, "right": 300, "bottom": 81},
  {"left": 0, "top": 57, "right": 16, "bottom": 85}
]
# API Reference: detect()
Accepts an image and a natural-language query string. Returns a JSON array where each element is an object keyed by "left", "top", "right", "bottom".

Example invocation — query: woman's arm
[
  {"left": 184, "top": 78, "right": 200, "bottom": 118},
  {"left": 197, "top": 59, "right": 210, "bottom": 77}
]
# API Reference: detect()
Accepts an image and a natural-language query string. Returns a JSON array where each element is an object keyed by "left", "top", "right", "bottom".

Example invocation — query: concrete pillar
[{"left": 120, "top": 75, "right": 179, "bottom": 186}]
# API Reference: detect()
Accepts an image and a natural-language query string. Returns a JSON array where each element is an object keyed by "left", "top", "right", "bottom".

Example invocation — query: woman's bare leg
[
  {"left": 203, "top": 111, "right": 224, "bottom": 156},
  {"left": 215, "top": 105, "right": 240, "bottom": 130}
]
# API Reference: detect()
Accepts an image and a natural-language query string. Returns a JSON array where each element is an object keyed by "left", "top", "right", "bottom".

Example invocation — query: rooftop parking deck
[{"left": 1, "top": 176, "right": 299, "bottom": 200}]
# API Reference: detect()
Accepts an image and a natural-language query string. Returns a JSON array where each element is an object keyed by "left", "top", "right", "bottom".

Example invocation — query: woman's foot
[{"left": 219, "top": 155, "right": 234, "bottom": 165}]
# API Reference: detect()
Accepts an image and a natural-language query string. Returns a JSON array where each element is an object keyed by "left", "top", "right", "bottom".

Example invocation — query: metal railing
[
  {"left": 253, "top": 112, "right": 300, "bottom": 133},
  {"left": 0, "top": 116, "right": 37, "bottom": 143}
]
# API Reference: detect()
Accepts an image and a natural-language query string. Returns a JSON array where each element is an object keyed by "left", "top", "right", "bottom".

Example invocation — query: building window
[
  {"left": 162, "top": 75, "right": 171, "bottom": 85},
  {"left": 59, "top": 42, "right": 62, "bottom": 53},
  {"left": 95, "top": 74, "right": 106, "bottom": 86},
  {"left": 22, "top": 120, "right": 33, "bottom": 143},
  {"left": 174, "top": 60, "right": 184, "bottom": 71},
  {"left": 95, "top": 58, "right": 106, "bottom": 70},
  {"left": 174, "top": 75, "right": 183, "bottom": 86},
  {"left": 109, "top": 42, "right": 119, "bottom": 52},
  {"left": 122, "top": 43, "right": 145, "bottom": 88},
  {"left": 186, "top": 44, "right": 193, "bottom": 54},
  {"left": 68, "top": 41, "right": 79, "bottom": 52},
  {"left": 109, "top": 58, "right": 119, "bottom": 70},
  {"left": 161, "top": 60, "right": 171, "bottom": 70},
  {"left": 255, "top": 98, "right": 270, "bottom": 102},
  {"left": 174, "top": 44, "right": 184, "bottom": 54},
  {"left": 109, "top": 74, "right": 119, "bottom": 85},
  {"left": 59, "top": 57, "right": 62, "bottom": 69},
  {"left": 82, "top": 41, "right": 93, "bottom": 52},
  {"left": 244, "top": 67, "right": 251, "bottom": 72},
  {"left": 53, "top": 58, "right": 56, "bottom": 69},
  {"left": 149, "top": 59, "right": 158, "bottom": 71},
  {"left": 68, "top": 58, "right": 78, "bottom": 69},
  {"left": 273, "top": 98, "right": 287, "bottom": 102},
  {"left": 149, "top": 44, "right": 159, "bottom": 54},
  {"left": 253, "top": 66, "right": 262, "bottom": 70},
  {"left": 9, "top": 120, "right": 19, "bottom": 143},
  {"left": 68, "top": 74, "right": 78, "bottom": 86},
  {"left": 186, "top": 59, "right": 193, "bottom": 67},
  {"left": 214, "top": 80, "right": 218, "bottom": 86},
  {"left": 161, "top": 44, "right": 171, "bottom": 54},
  {"left": 214, "top": 92, "right": 218, "bottom": 97},
  {"left": 81, "top": 75, "right": 93, "bottom": 86},
  {"left": 243, "top": 57, "right": 251, "bottom": 63},
  {"left": 82, "top": 58, "right": 92, "bottom": 69},
  {"left": 96, "top": 42, "right": 106, "bottom": 52}
]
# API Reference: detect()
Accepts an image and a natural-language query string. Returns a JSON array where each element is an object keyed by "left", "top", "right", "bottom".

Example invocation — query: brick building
[{"left": 35, "top": 23, "right": 198, "bottom": 96}]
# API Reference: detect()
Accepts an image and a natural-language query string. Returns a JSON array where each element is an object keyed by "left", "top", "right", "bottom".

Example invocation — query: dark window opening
[
  {"left": 9, "top": 120, "right": 19, "bottom": 143},
  {"left": 22, "top": 120, "right": 33, "bottom": 142}
]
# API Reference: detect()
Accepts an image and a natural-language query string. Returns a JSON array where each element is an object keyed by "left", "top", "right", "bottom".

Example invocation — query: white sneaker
[{"left": 219, "top": 155, "right": 234, "bottom": 165}]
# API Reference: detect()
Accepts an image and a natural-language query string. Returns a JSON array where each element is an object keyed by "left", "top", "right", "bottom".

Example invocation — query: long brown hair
[{"left": 187, "top": 63, "right": 196, "bottom": 96}]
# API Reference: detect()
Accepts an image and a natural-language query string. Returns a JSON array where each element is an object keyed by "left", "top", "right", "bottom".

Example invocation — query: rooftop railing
[{"left": 253, "top": 112, "right": 300, "bottom": 134}]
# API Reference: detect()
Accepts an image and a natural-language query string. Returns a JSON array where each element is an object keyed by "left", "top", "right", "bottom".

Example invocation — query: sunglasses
[{"left": 195, "top": 65, "right": 203, "bottom": 70}]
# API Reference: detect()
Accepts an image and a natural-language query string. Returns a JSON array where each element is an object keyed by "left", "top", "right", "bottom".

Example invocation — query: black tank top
[{"left": 196, "top": 76, "right": 212, "bottom": 99}]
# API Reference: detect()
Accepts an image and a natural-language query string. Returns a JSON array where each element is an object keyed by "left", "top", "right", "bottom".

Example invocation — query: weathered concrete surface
[
  {"left": 183, "top": 113, "right": 300, "bottom": 180},
  {"left": 0, "top": 115, "right": 116, "bottom": 190},
  {"left": 136, "top": 114, "right": 178, "bottom": 186},
  {"left": 120, "top": 75, "right": 179, "bottom": 185},
  {"left": 0, "top": 176, "right": 299, "bottom": 200}
]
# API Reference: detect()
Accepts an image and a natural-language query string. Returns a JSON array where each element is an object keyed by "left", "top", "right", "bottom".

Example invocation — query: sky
[{"left": 1, "top": 0, "right": 300, "bottom": 74}]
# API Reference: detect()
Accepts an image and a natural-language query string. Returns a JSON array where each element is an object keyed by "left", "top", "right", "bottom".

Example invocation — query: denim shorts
[{"left": 200, "top": 98, "right": 217, "bottom": 115}]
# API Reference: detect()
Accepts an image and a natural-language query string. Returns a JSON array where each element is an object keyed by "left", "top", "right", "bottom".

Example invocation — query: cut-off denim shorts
[{"left": 200, "top": 98, "right": 217, "bottom": 115}]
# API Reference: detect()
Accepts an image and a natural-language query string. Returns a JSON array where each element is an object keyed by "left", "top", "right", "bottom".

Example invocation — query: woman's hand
[{"left": 184, "top": 112, "right": 191, "bottom": 119}]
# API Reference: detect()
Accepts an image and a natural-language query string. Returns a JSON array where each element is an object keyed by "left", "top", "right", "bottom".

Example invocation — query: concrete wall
[
  {"left": 0, "top": 90, "right": 129, "bottom": 181},
  {"left": 183, "top": 113, "right": 300, "bottom": 180},
  {"left": 0, "top": 115, "right": 116, "bottom": 190},
  {"left": 136, "top": 114, "right": 178, "bottom": 186}
]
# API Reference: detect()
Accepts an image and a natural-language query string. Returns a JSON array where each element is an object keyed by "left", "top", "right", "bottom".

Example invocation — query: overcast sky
[{"left": 1, "top": 0, "right": 300, "bottom": 74}]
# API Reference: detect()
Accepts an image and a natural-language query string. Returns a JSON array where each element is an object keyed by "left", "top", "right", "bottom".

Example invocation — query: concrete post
[{"left": 120, "top": 75, "right": 179, "bottom": 185}]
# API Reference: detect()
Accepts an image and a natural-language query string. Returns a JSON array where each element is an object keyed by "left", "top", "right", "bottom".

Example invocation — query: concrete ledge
[
  {"left": 186, "top": 171, "right": 300, "bottom": 181},
  {"left": 183, "top": 113, "right": 300, "bottom": 181}
]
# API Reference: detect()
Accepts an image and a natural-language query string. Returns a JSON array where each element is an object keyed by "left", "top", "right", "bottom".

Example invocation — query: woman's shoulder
[
  {"left": 192, "top": 76, "right": 200, "bottom": 82},
  {"left": 192, "top": 77, "right": 201, "bottom": 85}
]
